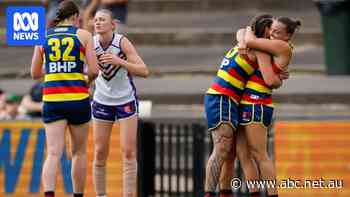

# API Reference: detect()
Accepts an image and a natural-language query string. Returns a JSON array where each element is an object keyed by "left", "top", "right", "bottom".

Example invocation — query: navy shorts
[
  {"left": 239, "top": 104, "right": 274, "bottom": 128},
  {"left": 204, "top": 94, "right": 239, "bottom": 131},
  {"left": 42, "top": 98, "right": 91, "bottom": 125},
  {"left": 92, "top": 100, "right": 138, "bottom": 122}
]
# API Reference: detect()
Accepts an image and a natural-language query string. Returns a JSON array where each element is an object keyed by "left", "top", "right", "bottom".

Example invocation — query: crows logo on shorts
[
  {"left": 124, "top": 104, "right": 132, "bottom": 113},
  {"left": 242, "top": 111, "right": 252, "bottom": 122}
]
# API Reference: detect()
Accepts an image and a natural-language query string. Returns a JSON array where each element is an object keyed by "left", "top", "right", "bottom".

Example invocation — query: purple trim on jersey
[
  {"left": 111, "top": 44, "right": 120, "bottom": 49},
  {"left": 127, "top": 73, "right": 139, "bottom": 112},
  {"left": 127, "top": 73, "right": 137, "bottom": 99},
  {"left": 100, "top": 33, "right": 115, "bottom": 51},
  {"left": 111, "top": 36, "right": 123, "bottom": 49}
]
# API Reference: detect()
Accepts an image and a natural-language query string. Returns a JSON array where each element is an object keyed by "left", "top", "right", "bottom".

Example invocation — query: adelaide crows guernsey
[{"left": 42, "top": 26, "right": 88, "bottom": 102}]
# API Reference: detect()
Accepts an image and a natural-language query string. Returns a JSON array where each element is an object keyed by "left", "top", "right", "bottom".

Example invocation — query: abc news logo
[
  {"left": 13, "top": 12, "right": 39, "bottom": 39},
  {"left": 14, "top": 12, "right": 39, "bottom": 31},
  {"left": 6, "top": 7, "right": 45, "bottom": 46}
]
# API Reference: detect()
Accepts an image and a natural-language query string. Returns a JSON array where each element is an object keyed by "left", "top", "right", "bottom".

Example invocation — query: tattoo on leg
[
  {"left": 205, "top": 128, "right": 233, "bottom": 192},
  {"left": 206, "top": 152, "right": 224, "bottom": 191}
]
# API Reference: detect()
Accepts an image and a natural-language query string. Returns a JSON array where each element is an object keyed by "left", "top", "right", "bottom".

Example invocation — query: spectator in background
[
  {"left": 42, "top": 0, "right": 87, "bottom": 28},
  {"left": 0, "top": 93, "right": 29, "bottom": 120},
  {"left": 41, "top": 0, "right": 64, "bottom": 27},
  {"left": 83, "top": 0, "right": 128, "bottom": 33},
  {"left": 19, "top": 82, "right": 43, "bottom": 118}
]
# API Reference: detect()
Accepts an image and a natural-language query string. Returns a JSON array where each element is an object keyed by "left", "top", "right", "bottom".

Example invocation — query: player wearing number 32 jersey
[{"left": 30, "top": 1, "right": 99, "bottom": 197}]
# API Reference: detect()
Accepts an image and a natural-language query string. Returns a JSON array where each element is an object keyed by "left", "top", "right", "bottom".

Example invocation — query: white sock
[
  {"left": 93, "top": 163, "right": 107, "bottom": 196},
  {"left": 123, "top": 158, "right": 137, "bottom": 197}
]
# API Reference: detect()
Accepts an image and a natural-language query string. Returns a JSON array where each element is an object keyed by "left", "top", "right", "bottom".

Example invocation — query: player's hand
[
  {"left": 245, "top": 26, "right": 256, "bottom": 42},
  {"left": 99, "top": 53, "right": 125, "bottom": 66},
  {"left": 279, "top": 69, "right": 290, "bottom": 80}
]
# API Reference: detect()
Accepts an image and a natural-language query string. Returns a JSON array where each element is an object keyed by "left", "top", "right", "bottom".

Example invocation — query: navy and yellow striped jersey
[
  {"left": 41, "top": 26, "right": 88, "bottom": 102},
  {"left": 207, "top": 47, "right": 258, "bottom": 104},
  {"left": 241, "top": 63, "right": 282, "bottom": 107}
]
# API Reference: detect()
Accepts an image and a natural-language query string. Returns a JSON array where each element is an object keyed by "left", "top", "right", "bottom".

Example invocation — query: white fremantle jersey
[{"left": 93, "top": 33, "right": 137, "bottom": 105}]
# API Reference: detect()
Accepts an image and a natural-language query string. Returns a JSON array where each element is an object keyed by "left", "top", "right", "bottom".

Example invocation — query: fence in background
[{"left": 138, "top": 118, "right": 275, "bottom": 197}]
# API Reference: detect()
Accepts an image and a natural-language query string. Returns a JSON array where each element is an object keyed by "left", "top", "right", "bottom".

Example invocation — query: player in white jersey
[{"left": 91, "top": 9, "right": 149, "bottom": 197}]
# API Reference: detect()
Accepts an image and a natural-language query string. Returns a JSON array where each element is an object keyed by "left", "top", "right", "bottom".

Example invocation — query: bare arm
[
  {"left": 100, "top": 37, "right": 150, "bottom": 77},
  {"left": 31, "top": 46, "right": 44, "bottom": 80},
  {"left": 78, "top": 29, "right": 99, "bottom": 83},
  {"left": 245, "top": 27, "right": 291, "bottom": 58},
  {"left": 255, "top": 50, "right": 282, "bottom": 89},
  {"left": 82, "top": 0, "right": 100, "bottom": 31},
  {"left": 84, "top": 0, "right": 100, "bottom": 18},
  {"left": 121, "top": 37, "right": 149, "bottom": 77}
]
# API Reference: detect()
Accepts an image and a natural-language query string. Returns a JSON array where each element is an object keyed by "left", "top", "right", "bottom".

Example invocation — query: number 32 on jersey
[{"left": 47, "top": 37, "right": 77, "bottom": 73}]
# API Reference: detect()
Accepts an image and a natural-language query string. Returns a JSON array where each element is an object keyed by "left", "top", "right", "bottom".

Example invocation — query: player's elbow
[
  {"left": 88, "top": 70, "right": 98, "bottom": 81},
  {"left": 263, "top": 75, "right": 279, "bottom": 87},
  {"left": 269, "top": 82, "right": 282, "bottom": 89},
  {"left": 143, "top": 68, "right": 150, "bottom": 78},
  {"left": 139, "top": 65, "right": 150, "bottom": 78},
  {"left": 265, "top": 77, "right": 282, "bottom": 88},
  {"left": 31, "top": 70, "right": 42, "bottom": 80},
  {"left": 87, "top": 63, "right": 99, "bottom": 79}
]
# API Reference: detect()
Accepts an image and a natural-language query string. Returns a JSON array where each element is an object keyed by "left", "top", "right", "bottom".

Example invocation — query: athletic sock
[{"left": 93, "top": 164, "right": 107, "bottom": 196}]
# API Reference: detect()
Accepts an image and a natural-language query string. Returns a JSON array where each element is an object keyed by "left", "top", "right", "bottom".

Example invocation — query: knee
[
  {"left": 212, "top": 124, "right": 234, "bottom": 160},
  {"left": 213, "top": 140, "right": 233, "bottom": 160},
  {"left": 122, "top": 147, "right": 136, "bottom": 160},
  {"left": 72, "top": 151, "right": 87, "bottom": 160},
  {"left": 94, "top": 145, "right": 109, "bottom": 164},
  {"left": 238, "top": 152, "right": 251, "bottom": 166},
  {"left": 71, "top": 145, "right": 87, "bottom": 159},
  {"left": 47, "top": 149, "right": 63, "bottom": 162},
  {"left": 123, "top": 149, "right": 136, "bottom": 160},
  {"left": 249, "top": 147, "right": 269, "bottom": 163}
]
